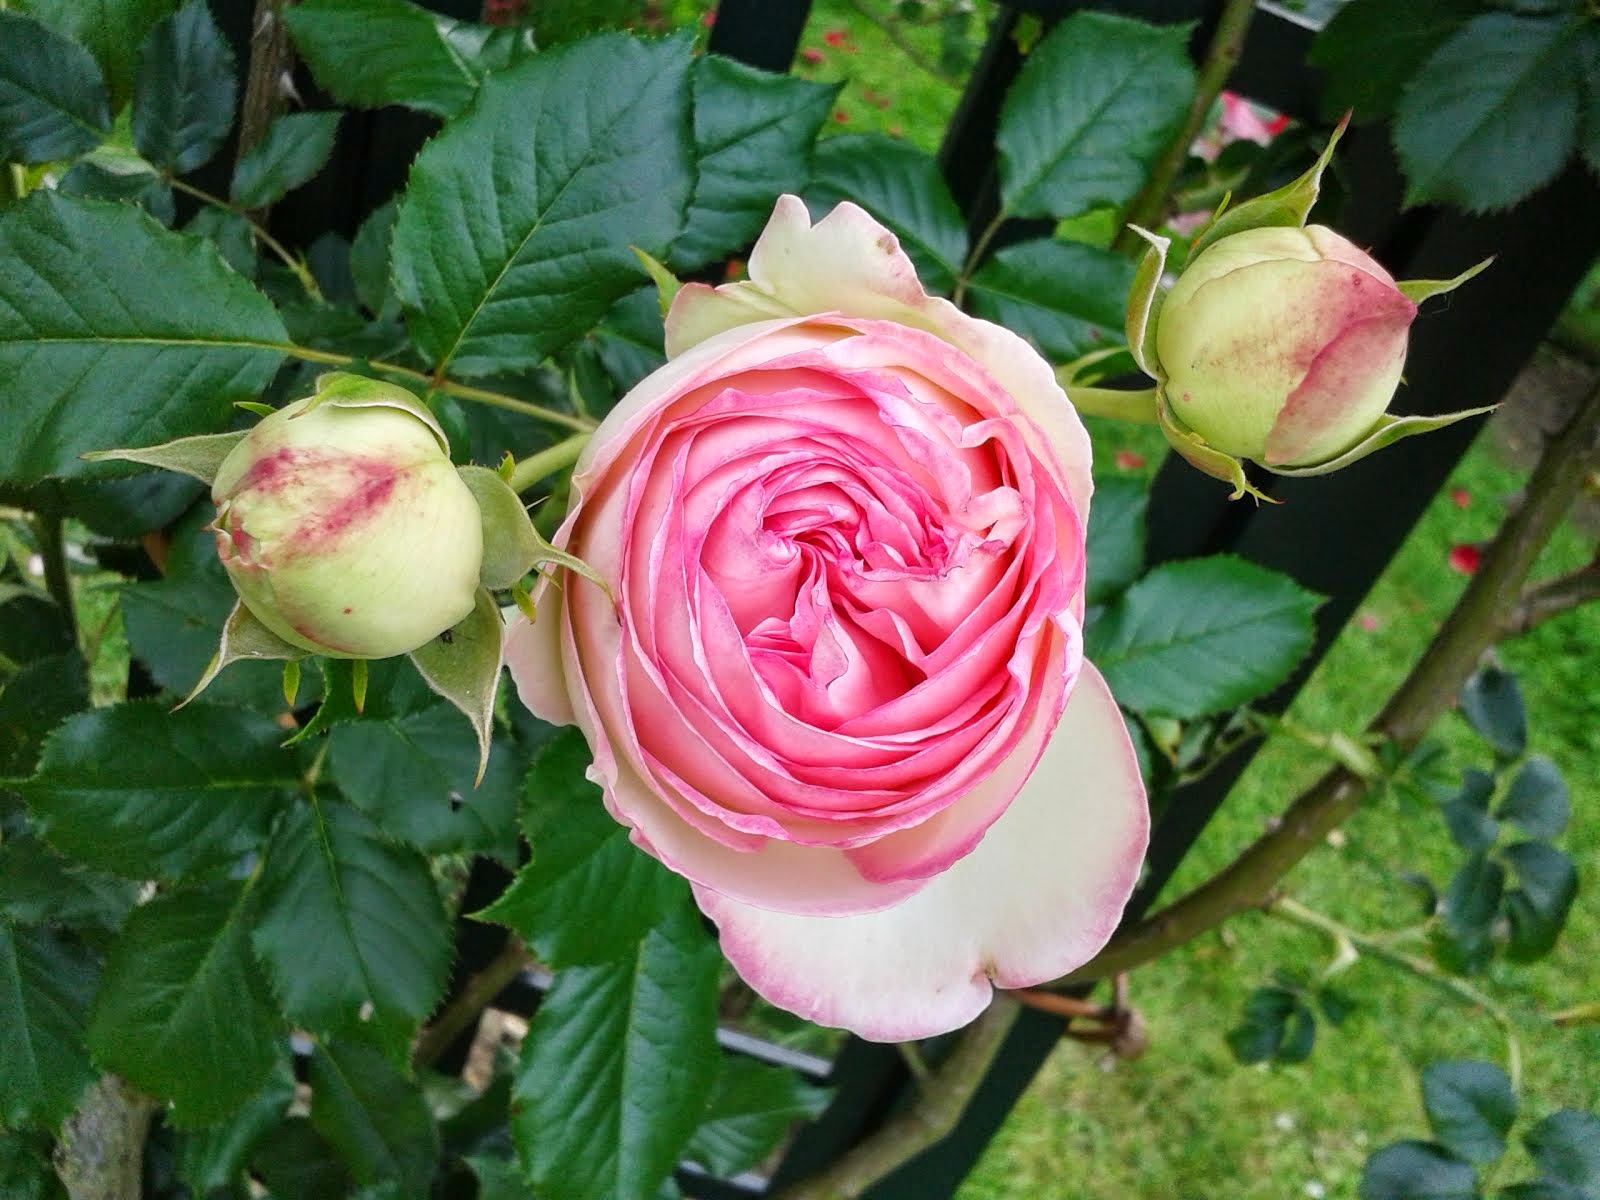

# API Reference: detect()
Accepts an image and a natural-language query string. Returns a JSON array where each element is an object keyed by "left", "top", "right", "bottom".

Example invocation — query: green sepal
[
  {"left": 235, "top": 401, "right": 277, "bottom": 418},
  {"left": 1123, "top": 225, "right": 1170, "bottom": 379},
  {"left": 81, "top": 430, "right": 248, "bottom": 486},
  {"left": 1187, "top": 113, "right": 1350, "bottom": 260},
  {"left": 301, "top": 371, "right": 450, "bottom": 456},
  {"left": 283, "top": 660, "right": 302, "bottom": 708},
  {"left": 1156, "top": 394, "right": 1276, "bottom": 504},
  {"left": 458, "top": 465, "right": 542, "bottom": 591},
  {"left": 350, "top": 658, "right": 368, "bottom": 715},
  {"left": 632, "top": 246, "right": 683, "bottom": 318},
  {"left": 1264, "top": 405, "right": 1497, "bottom": 478},
  {"left": 1397, "top": 257, "right": 1493, "bottom": 304},
  {"left": 407, "top": 588, "right": 502, "bottom": 785},
  {"left": 1055, "top": 345, "right": 1132, "bottom": 389},
  {"left": 180, "top": 600, "right": 309, "bottom": 709}
]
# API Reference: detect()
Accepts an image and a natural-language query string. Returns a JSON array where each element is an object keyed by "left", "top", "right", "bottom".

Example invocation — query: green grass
[{"left": 796, "top": 5, "right": 1600, "bottom": 1194}]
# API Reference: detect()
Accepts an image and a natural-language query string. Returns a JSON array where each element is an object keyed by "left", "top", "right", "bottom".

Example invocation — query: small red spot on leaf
[
  {"left": 1448, "top": 543, "right": 1481, "bottom": 575},
  {"left": 1114, "top": 449, "right": 1146, "bottom": 471},
  {"left": 1449, "top": 486, "right": 1470, "bottom": 508},
  {"left": 343, "top": 607, "right": 353, "bottom": 614}
]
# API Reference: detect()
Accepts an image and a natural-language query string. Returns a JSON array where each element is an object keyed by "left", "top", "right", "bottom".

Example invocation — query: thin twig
[
  {"left": 1059, "top": 377, "right": 1600, "bottom": 985},
  {"left": 1498, "top": 556, "right": 1600, "bottom": 638},
  {"left": 951, "top": 211, "right": 1006, "bottom": 308},
  {"left": 412, "top": 936, "right": 535, "bottom": 1069},
  {"left": 169, "top": 176, "right": 322, "bottom": 299},
  {"left": 280, "top": 344, "right": 596, "bottom": 432},
  {"left": 1113, "top": 0, "right": 1257, "bottom": 254},
  {"left": 235, "top": 0, "right": 294, "bottom": 167},
  {"left": 31, "top": 514, "right": 77, "bottom": 646},
  {"left": 772, "top": 995, "right": 1021, "bottom": 1200},
  {"left": 1267, "top": 895, "right": 1522, "bottom": 1090}
]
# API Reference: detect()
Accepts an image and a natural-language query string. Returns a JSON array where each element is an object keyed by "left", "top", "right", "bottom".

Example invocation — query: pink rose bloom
[{"left": 505, "top": 196, "right": 1148, "bottom": 1040}]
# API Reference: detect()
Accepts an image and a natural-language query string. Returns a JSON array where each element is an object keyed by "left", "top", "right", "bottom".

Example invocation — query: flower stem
[
  {"left": 951, "top": 211, "right": 1006, "bottom": 308},
  {"left": 279, "top": 344, "right": 596, "bottom": 433},
  {"left": 508, "top": 433, "right": 591, "bottom": 493},
  {"left": 413, "top": 936, "right": 535, "bottom": 1069},
  {"left": 1267, "top": 895, "right": 1523, "bottom": 1091},
  {"left": 31, "top": 514, "right": 77, "bottom": 647},
  {"left": 1113, "top": 0, "right": 1257, "bottom": 254},
  {"left": 168, "top": 176, "right": 323, "bottom": 300},
  {"left": 1067, "top": 385, "right": 1160, "bottom": 424},
  {"left": 1060, "top": 375, "right": 1600, "bottom": 984}
]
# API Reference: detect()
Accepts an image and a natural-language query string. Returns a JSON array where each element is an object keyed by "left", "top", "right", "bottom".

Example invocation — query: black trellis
[{"left": 217, "top": 1, "right": 1600, "bottom": 1195}]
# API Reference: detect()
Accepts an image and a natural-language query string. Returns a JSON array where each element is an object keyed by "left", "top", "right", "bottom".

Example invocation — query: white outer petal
[
  {"left": 664, "top": 195, "right": 1094, "bottom": 515},
  {"left": 694, "top": 663, "right": 1149, "bottom": 1042}
]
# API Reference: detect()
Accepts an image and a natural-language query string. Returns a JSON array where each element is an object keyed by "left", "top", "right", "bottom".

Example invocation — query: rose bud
[
  {"left": 1157, "top": 224, "right": 1418, "bottom": 469},
  {"left": 506, "top": 196, "right": 1148, "bottom": 1041},
  {"left": 209, "top": 374, "right": 483, "bottom": 659},
  {"left": 1119, "top": 117, "right": 1492, "bottom": 501}
]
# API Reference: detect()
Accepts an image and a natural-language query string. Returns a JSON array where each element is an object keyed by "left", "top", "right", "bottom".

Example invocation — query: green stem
[
  {"left": 508, "top": 433, "right": 591, "bottom": 493},
  {"left": 168, "top": 176, "right": 323, "bottom": 300},
  {"left": 1058, "top": 376, "right": 1600, "bottom": 985},
  {"left": 32, "top": 515, "right": 77, "bottom": 646},
  {"left": 1113, "top": 0, "right": 1257, "bottom": 254},
  {"left": 281, "top": 344, "right": 595, "bottom": 433},
  {"left": 1066, "top": 386, "right": 1160, "bottom": 424},
  {"left": 413, "top": 936, "right": 535, "bottom": 1069},
  {"left": 1268, "top": 896, "right": 1522, "bottom": 1091},
  {"left": 951, "top": 211, "right": 1006, "bottom": 308}
]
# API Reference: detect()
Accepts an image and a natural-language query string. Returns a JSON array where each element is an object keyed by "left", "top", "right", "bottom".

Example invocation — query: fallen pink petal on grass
[{"left": 1448, "top": 543, "right": 1482, "bottom": 575}]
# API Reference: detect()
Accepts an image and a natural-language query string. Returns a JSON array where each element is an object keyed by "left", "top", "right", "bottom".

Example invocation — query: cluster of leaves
[
  {"left": 1420, "top": 666, "right": 1578, "bottom": 975},
  {"left": 1360, "top": 1060, "right": 1600, "bottom": 1200},
  {"left": 1225, "top": 968, "right": 1353, "bottom": 1066},
  {"left": 1310, "top": 0, "right": 1600, "bottom": 212}
]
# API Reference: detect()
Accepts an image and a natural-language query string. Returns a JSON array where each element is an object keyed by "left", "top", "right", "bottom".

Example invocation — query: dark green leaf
[
  {"left": 0, "top": 1127, "right": 64, "bottom": 1200},
  {"left": 350, "top": 199, "right": 399, "bottom": 319},
  {"left": 1420, "top": 1060, "right": 1517, "bottom": 1164},
  {"left": 467, "top": 1155, "right": 530, "bottom": 1200},
  {"left": 250, "top": 1118, "right": 351, "bottom": 1200},
  {"left": 0, "top": 594, "right": 73, "bottom": 666},
  {"left": 176, "top": 1059, "right": 295, "bottom": 1195},
  {"left": 1084, "top": 475, "right": 1147, "bottom": 607},
  {"left": 0, "top": 12, "right": 112, "bottom": 164},
  {"left": 0, "top": 649, "right": 87, "bottom": 782},
  {"left": 0, "top": 834, "right": 134, "bottom": 933},
  {"left": 0, "top": 192, "right": 287, "bottom": 485},
  {"left": 253, "top": 800, "right": 451, "bottom": 1056},
  {"left": 286, "top": 0, "right": 478, "bottom": 119},
  {"left": 57, "top": 160, "right": 175, "bottom": 224},
  {"left": 308, "top": 1038, "right": 440, "bottom": 1200},
  {"left": 513, "top": 903, "right": 721, "bottom": 1200},
  {"left": 686, "top": 1057, "right": 828, "bottom": 1177},
  {"left": 87, "top": 880, "right": 285, "bottom": 1124},
  {"left": 588, "top": 287, "right": 667, "bottom": 397},
  {"left": 1084, "top": 556, "right": 1321, "bottom": 718},
  {"left": 121, "top": 504, "right": 303, "bottom": 713},
  {"left": 1580, "top": 25, "right": 1600, "bottom": 175},
  {"left": 1440, "top": 767, "right": 1500, "bottom": 853},
  {"left": 1359, "top": 1141, "right": 1477, "bottom": 1200},
  {"left": 328, "top": 700, "right": 519, "bottom": 858},
  {"left": 1394, "top": 13, "right": 1583, "bottom": 213},
  {"left": 0, "top": 918, "right": 98, "bottom": 1127},
  {"left": 17, "top": 0, "right": 176, "bottom": 112},
  {"left": 1225, "top": 985, "right": 1317, "bottom": 1065},
  {"left": 968, "top": 237, "right": 1134, "bottom": 363},
  {"left": 392, "top": 31, "right": 696, "bottom": 377},
  {"left": 1309, "top": 0, "right": 1481, "bottom": 121},
  {"left": 1524, "top": 1109, "right": 1600, "bottom": 1190},
  {"left": 1457, "top": 664, "right": 1527, "bottom": 758},
  {"left": 1497, "top": 755, "right": 1569, "bottom": 838},
  {"left": 669, "top": 55, "right": 835, "bottom": 271},
  {"left": 231, "top": 111, "right": 341, "bottom": 209},
  {"left": 187, "top": 204, "right": 256, "bottom": 276},
  {"left": 1436, "top": 851, "right": 1505, "bottom": 973},
  {"left": 807, "top": 133, "right": 967, "bottom": 293},
  {"left": 1502, "top": 840, "right": 1578, "bottom": 962},
  {"left": 25, "top": 701, "right": 297, "bottom": 879},
  {"left": 996, "top": 11, "right": 1195, "bottom": 220},
  {"left": 1500, "top": 1180, "right": 1587, "bottom": 1200},
  {"left": 477, "top": 728, "right": 688, "bottom": 968},
  {"left": 131, "top": 1, "right": 236, "bottom": 174}
]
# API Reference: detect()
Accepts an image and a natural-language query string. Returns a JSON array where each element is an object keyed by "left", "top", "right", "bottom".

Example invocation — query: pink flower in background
[
  {"left": 506, "top": 197, "right": 1147, "bottom": 1040},
  {"left": 1172, "top": 91, "right": 1290, "bottom": 233}
]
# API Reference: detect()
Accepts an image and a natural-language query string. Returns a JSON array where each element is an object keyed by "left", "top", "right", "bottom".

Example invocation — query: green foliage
[
  {"left": 87, "top": 880, "right": 285, "bottom": 1124},
  {"left": 253, "top": 799, "right": 451, "bottom": 1056},
  {"left": 285, "top": 0, "right": 482, "bottom": 119},
  {"left": 1085, "top": 556, "right": 1321, "bottom": 718},
  {"left": 1359, "top": 1140, "right": 1478, "bottom": 1200},
  {"left": 670, "top": 55, "right": 837, "bottom": 271},
  {"left": 0, "top": 11, "right": 112, "bottom": 164},
  {"left": 995, "top": 11, "right": 1195, "bottom": 220},
  {"left": 967, "top": 238, "right": 1134, "bottom": 364},
  {"left": 1308, "top": 0, "right": 1481, "bottom": 122},
  {"left": 17, "top": 0, "right": 176, "bottom": 112},
  {"left": 477, "top": 728, "right": 689, "bottom": 967},
  {"left": 1459, "top": 663, "right": 1529, "bottom": 759},
  {"left": 1225, "top": 971, "right": 1350, "bottom": 1067},
  {"left": 131, "top": 1, "right": 235, "bottom": 174},
  {"left": 175, "top": 1061, "right": 296, "bottom": 1195},
  {"left": 1419, "top": 1060, "right": 1517, "bottom": 1164},
  {"left": 686, "top": 1058, "right": 830, "bottom": 1177},
  {"left": 308, "top": 1038, "right": 441, "bottom": 1199},
  {"left": 0, "top": 919, "right": 98, "bottom": 1128},
  {"left": 0, "top": 193, "right": 287, "bottom": 484},
  {"left": 231, "top": 111, "right": 342, "bottom": 209},
  {"left": 513, "top": 904, "right": 722, "bottom": 1200},
  {"left": 1083, "top": 475, "right": 1148, "bottom": 608},
  {"left": 391, "top": 32, "right": 697, "bottom": 378}
]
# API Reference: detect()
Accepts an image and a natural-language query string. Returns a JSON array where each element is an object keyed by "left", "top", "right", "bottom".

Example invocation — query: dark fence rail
[{"left": 216, "top": 1, "right": 1600, "bottom": 1195}]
